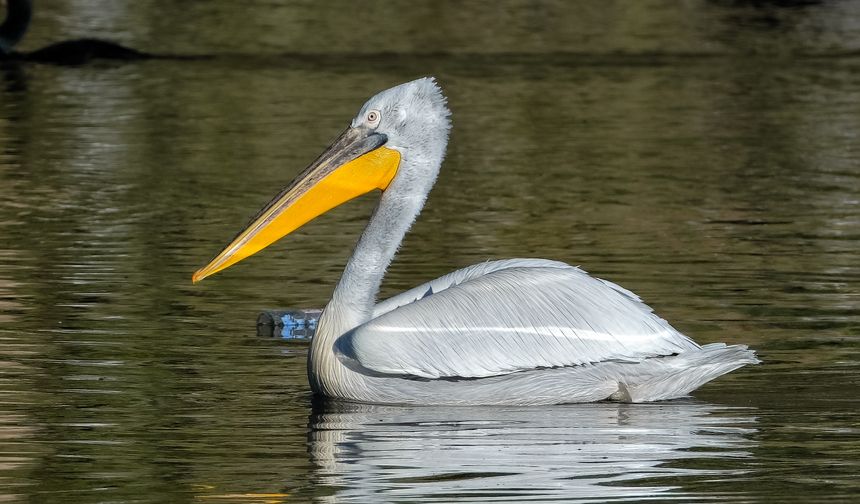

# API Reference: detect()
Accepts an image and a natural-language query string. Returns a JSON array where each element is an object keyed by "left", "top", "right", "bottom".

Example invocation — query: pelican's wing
[
  {"left": 372, "top": 258, "right": 569, "bottom": 318},
  {"left": 337, "top": 261, "right": 700, "bottom": 379}
]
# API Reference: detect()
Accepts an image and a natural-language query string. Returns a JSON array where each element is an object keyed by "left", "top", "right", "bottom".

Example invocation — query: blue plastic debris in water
[{"left": 256, "top": 308, "right": 322, "bottom": 340}]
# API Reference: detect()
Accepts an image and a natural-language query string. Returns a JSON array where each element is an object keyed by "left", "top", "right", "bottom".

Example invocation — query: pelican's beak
[{"left": 192, "top": 126, "right": 400, "bottom": 283}]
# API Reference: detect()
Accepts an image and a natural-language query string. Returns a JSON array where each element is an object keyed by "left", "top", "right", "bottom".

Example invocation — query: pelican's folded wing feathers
[
  {"left": 337, "top": 260, "right": 700, "bottom": 379},
  {"left": 371, "top": 258, "right": 571, "bottom": 318}
]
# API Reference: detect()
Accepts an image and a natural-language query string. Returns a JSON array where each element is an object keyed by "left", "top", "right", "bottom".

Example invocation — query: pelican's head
[
  {"left": 353, "top": 77, "right": 451, "bottom": 168},
  {"left": 193, "top": 77, "right": 451, "bottom": 283}
]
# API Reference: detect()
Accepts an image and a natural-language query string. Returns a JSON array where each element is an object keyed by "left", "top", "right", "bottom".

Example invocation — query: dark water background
[{"left": 1, "top": 1, "right": 858, "bottom": 502}]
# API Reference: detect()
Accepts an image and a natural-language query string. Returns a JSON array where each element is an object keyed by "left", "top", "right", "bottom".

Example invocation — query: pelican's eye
[{"left": 366, "top": 110, "right": 381, "bottom": 127}]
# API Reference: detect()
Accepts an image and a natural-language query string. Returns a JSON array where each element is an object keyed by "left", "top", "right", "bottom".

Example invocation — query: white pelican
[{"left": 193, "top": 78, "right": 758, "bottom": 405}]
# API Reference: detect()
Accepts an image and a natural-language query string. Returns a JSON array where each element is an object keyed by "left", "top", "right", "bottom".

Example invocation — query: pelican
[
  {"left": 1, "top": 0, "right": 150, "bottom": 64},
  {"left": 193, "top": 78, "right": 758, "bottom": 405}
]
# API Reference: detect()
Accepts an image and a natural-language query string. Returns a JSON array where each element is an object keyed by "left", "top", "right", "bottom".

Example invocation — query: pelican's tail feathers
[{"left": 610, "top": 343, "right": 760, "bottom": 403}]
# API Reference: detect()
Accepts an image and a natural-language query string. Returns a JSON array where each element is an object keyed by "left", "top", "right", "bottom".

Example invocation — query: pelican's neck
[
  {"left": 0, "top": 0, "right": 31, "bottom": 55},
  {"left": 308, "top": 151, "right": 440, "bottom": 396},
  {"left": 318, "top": 151, "right": 441, "bottom": 339}
]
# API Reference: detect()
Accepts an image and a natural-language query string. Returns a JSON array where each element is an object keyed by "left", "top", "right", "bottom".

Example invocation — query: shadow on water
[{"left": 308, "top": 399, "right": 758, "bottom": 502}]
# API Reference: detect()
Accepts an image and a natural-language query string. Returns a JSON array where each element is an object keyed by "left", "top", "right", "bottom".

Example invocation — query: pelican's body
[{"left": 194, "top": 78, "right": 758, "bottom": 405}]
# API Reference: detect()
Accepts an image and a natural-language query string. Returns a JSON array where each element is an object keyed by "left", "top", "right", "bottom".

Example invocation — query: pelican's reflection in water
[{"left": 308, "top": 400, "right": 757, "bottom": 502}]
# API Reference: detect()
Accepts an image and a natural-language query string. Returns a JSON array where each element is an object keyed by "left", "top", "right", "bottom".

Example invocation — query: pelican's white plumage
[
  {"left": 195, "top": 77, "right": 758, "bottom": 405},
  {"left": 345, "top": 259, "right": 698, "bottom": 379}
]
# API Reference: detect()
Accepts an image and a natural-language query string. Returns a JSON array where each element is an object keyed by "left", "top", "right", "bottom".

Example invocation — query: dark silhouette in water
[{"left": 0, "top": 0, "right": 152, "bottom": 65}]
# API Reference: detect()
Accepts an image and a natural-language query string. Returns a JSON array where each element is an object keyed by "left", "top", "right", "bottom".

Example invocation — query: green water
[{"left": 1, "top": 1, "right": 858, "bottom": 502}]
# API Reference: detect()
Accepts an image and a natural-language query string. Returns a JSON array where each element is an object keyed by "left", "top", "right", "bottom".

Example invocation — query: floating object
[{"left": 256, "top": 308, "right": 321, "bottom": 339}]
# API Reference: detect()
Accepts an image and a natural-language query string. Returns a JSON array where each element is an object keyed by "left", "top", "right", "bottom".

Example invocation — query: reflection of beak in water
[{"left": 308, "top": 400, "right": 758, "bottom": 502}]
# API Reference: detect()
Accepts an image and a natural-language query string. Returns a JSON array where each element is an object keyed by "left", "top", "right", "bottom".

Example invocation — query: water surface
[{"left": 1, "top": 1, "right": 859, "bottom": 502}]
